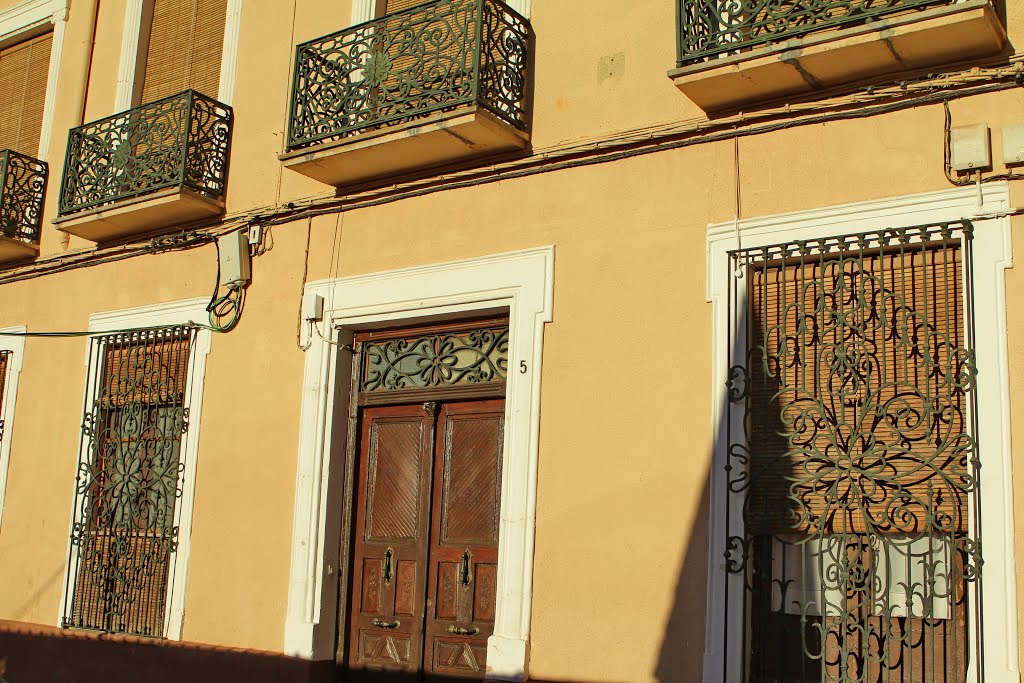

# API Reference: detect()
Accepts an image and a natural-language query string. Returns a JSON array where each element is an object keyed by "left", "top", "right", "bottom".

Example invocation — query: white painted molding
[
  {"left": 37, "top": 6, "right": 66, "bottom": 160},
  {"left": 284, "top": 247, "right": 554, "bottom": 681},
  {"left": 0, "top": 326, "right": 28, "bottom": 533},
  {"left": 0, "top": 0, "right": 63, "bottom": 41},
  {"left": 216, "top": 0, "right": 243, "bottom": 105},
  {"left": 505, "top": 0, "right": 531, "bottom": 18},
  {"left": 350, "top": 0, "right": 376, "bottom": 24},
  {"left": 57, "top": 298, "right": 213, "bottom": 640},
  {"left": 703, "top": 184, "right": 1018, "bottom": 683},
  {"left": 114, "top": 0, "right": 147, "bottom": 112}
]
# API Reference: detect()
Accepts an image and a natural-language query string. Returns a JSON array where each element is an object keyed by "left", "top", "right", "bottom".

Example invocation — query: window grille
[
  {"left": 723, "top": 223, "right": 979, "bottom": 682},
  {"left": 63, "top": 325, "right": 197, "bottom": 637}
]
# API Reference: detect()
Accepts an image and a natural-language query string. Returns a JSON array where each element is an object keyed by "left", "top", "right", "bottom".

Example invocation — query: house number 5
[{"left": 519, "top": 360, "right": 528, "bottom": 374}]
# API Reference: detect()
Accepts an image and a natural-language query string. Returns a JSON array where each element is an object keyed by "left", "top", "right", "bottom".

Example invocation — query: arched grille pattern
[{"left": 723, "top": 222, "right": 980, "bottom": 682}]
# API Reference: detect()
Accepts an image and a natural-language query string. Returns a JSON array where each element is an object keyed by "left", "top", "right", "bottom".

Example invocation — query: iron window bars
[
  {"left": 58, "top": 90, "right": 232, "bottom": 217},
  {"left": 286, "top": 0, "right": 531, "bottom": 151},
  {"left": 722, "top": 222, "right": 980, "bottom": 682},
  {"left": 676, "top": 0, "right": 955, "bottom": 66},
  {"left": 63, "top": 326, "right": 198, "bottom": 637},
  {"left": 0, "top": 149, "right": 47, "bottom": 245}
]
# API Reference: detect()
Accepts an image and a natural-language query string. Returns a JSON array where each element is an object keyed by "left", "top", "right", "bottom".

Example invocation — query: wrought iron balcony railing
[
  {"left": 0, "top": 150, "right": 47, "bottom": 246},
  {"left": 677, "top": 0, "right": 958, "bottom": 66},
  {"left": 58, "top": 90, "right": 232, "bottom": 217},
  {"left": 286, "top": 0, "right": 531, "bottom": 152}
]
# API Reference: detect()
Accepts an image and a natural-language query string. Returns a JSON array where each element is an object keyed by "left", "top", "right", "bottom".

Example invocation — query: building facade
[{"left": 0, "top": 0, "right": 1021, "bottom": 681}]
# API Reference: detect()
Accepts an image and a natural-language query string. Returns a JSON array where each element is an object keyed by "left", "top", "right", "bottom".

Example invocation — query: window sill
[
  {"left": 668, "top": 0, "right": 1006, "bottom": 114},
  {"left": 54, "top": 187, "right": 225, "bottom": 244},
  {"left": 281, "top": 105, "right": 530, "bottom": 189}
]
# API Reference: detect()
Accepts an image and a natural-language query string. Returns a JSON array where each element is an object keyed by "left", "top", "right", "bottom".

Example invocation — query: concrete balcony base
[
  {"left": 55, "top": 187, "right": 225, "bottom": 244},
  {"left": 0, "top": 236, "right": 38, "bottom": 264},
  {"left": 281, "top": 105, "right": 530, "bottom": 188},
  {"left": 669, "top": 0, "right": 1007, "bottom": 114}
]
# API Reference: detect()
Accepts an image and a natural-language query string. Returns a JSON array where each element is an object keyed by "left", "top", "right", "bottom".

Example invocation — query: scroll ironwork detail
[
  {"left": 58, "top": 91, "right": 232, "bottom": 217},
  {"left": 286, "top": 0, "right": 531, "bottom": 151},
  {"left": 0, "top": 150, "right": 47, "bottom": 245},
  {"left": 362, "top": 326, "right": 508, "bottom": 393},
  {"left": 676, "top": 0, "right": 953, "bottom": 66},
  {"left": 63, "top": 326, "right": 196, "bottom": 637},
  {"left": 723, "top": 223, "right": 980, "bottom": 682}
]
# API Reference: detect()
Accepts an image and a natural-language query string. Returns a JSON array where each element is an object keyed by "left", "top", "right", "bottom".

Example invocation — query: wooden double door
[{"left": 347, "top": 399, "right": 504, "bottom": 679}]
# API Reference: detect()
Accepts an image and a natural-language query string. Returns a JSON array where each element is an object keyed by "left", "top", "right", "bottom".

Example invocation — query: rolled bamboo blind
[
  {"left": 0, "top": 33, "right": 52, "bottom": 157},
  {"left": 385, "top": 0, "right": 432, "bottom": 14},
  {"left": 745, "top": 244, "right": 966, "bottom": 536},
  {"left": 140, "top": 0, "right": 228, "bottom": 103}
]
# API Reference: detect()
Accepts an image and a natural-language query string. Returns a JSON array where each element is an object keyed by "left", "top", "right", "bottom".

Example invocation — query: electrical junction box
[
  {"left": 1002, "top": 125, "right": 1024, "bottom": 165},
  {"left": 218, "top": 231, "right": 251, "bottom": 289},
  {"left": 302, "top": 293, "right": 324, "bottom": 322},
  {"left": 950, "top": 123, "right": 991, "bottom": 171}
]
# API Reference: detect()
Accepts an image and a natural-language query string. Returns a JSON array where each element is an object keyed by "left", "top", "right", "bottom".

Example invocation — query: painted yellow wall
[{"left": 1, "top": 0, "right": 1023, "bottom": 680}]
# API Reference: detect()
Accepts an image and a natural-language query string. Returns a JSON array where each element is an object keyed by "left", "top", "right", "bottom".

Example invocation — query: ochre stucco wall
[{"left": 0, "top": 0, "right": 1022, "bottom": 681}]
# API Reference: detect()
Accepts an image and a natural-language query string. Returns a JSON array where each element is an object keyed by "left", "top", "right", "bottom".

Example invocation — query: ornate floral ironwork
[
  {"left": 723, "top": 223, "right": 980, "bottom": 682},
  {"left": 64, "top": 326, "right": 196, "bottom": 637},
  {"left": 362, "top": 326, "right": 508, "bottom": 393},
  {"left": 677, "top": 0, "right": 953, "bottom": 65},
  {"left": 0, "top": 149, "right": 47, "bottom": 245},
  {"left": 58, "top": 91, "right": 232, "bottom": 217},
  {"left": 286, "top": 0, "right": 531, "bottom": 151}
]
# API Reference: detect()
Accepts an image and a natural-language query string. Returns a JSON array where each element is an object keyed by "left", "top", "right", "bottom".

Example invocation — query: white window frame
[
  {"left": 0, "top": 0, "right": 70, "bottom": 159},
  {"left": 57, "top": 297, "right": 213, "bottom": 639},
  {"left": 284, "top": 246, "right": 553, "bottom": 681},
  {"left": 0, "top": 325, "right": 27, "bottom": 532},
  {"left": 114, "top": 0, "right": 243, "bottom": 111},
  {"left": 704, "top": 183, "right": 1019, "bottom": 683}
]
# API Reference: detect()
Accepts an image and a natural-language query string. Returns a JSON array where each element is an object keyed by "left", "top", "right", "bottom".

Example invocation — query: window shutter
[
  {"left": 140, "top": 0, "right": 228, "bottom": 103},
  {"left": 0, "top": 33, "right": 52, "bottom": 157},
  {"left": 745, "top": 245, "right": 966, "bottom": 536},
  {"left": 384, "top": 0, "right": 431, "bottom": 14}
]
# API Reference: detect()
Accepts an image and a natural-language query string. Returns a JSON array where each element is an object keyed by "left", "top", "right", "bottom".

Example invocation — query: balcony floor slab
[
  {"left": 281, "top": 105, "right": 530, "bottom": 188},
  {"left": 0, "top": 236, "right": 39, "bottom": 265},
  {"left": 54, "top": 187, "right": 225, "bottom": 244}
]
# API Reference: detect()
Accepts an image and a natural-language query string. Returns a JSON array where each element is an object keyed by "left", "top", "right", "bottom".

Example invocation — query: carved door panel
[
  {"left": 423, "top": 400, "right": 504, "bottom": 678},
  {"left": 348, "top": 404, "right": 435, "bottom": 673}
]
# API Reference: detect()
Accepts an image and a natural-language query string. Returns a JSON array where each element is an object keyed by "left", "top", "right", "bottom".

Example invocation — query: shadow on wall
[{"left": 0, "top": 620, "right": 603, "bottom": 683}]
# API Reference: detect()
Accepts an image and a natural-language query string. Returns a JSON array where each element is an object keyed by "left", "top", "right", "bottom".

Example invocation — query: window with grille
[
  {"left": 722, "top": 223, "right": 980, "bottom": 682},
  {"left": 0, "top": 32, "right": 52, "bottom": 157},
  {"left": 63, "top": 326, "right": 196, "bottom": 637},
  {"left": 140, "top": 0, "right": 228, "bottom": 103}
]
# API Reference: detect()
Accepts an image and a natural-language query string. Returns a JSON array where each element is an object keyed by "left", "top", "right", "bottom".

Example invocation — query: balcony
[
  {"left": 281, "top": 0, "right": 532, "bottom": 187},
  {"left": 55, "top": 91, "right": 232, "bottom": 243},
  {"left": 0, "top": 150, "right": 46, "bottom": 264},
  {"left": 669, "top": 0, "right": 1007, "bottom": 113}
]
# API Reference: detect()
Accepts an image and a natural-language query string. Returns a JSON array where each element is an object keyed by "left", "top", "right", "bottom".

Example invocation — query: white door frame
[{"left": 284, "top": 246, "right": 553, "bottom": 681}]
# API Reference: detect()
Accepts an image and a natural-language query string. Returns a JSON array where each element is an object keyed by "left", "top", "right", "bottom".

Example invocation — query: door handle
[
  {"left": 383, "top": 547, "right": 394, "bottom": 586},
  {"left": 460, "top": 549, "right": 472, "bottom": 588},
  {"left": 372, "top": 618, "right": 401, "bottom": 629},
  {"left": 447, "top": 625, "right": 479, "bottom": 636}
]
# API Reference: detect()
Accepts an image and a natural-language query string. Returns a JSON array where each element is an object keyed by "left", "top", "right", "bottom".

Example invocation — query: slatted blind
[
  {"left": 0, "top": 33, "right": 52, "bottom": 157},
  {"left": 141, "top": 0, "right": 228, "bottom": 103},
  {"left": 745, "top": 244, "right": 966, "bottom": 535},
  {"left": 384, "top": 0, "right": 432, "bottom": 14}
]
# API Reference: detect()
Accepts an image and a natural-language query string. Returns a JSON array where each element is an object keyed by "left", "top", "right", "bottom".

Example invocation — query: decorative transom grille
[
  {"left": 63, "top": 326, "right": 196, "bottom": 637},
  {"left": 723, "top": 223, "right": 980, "bottom": 682},
  {"left": 361, "top": 325, "right": 508, "bottom": 394}
]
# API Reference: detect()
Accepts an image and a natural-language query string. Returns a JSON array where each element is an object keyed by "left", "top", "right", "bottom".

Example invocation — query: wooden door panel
[
  {"left": 349, "top": 404, "right": 436, "bottom": 673},
  {"left": 424, "top": 400, "right": 505, "bottom": 678}
]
